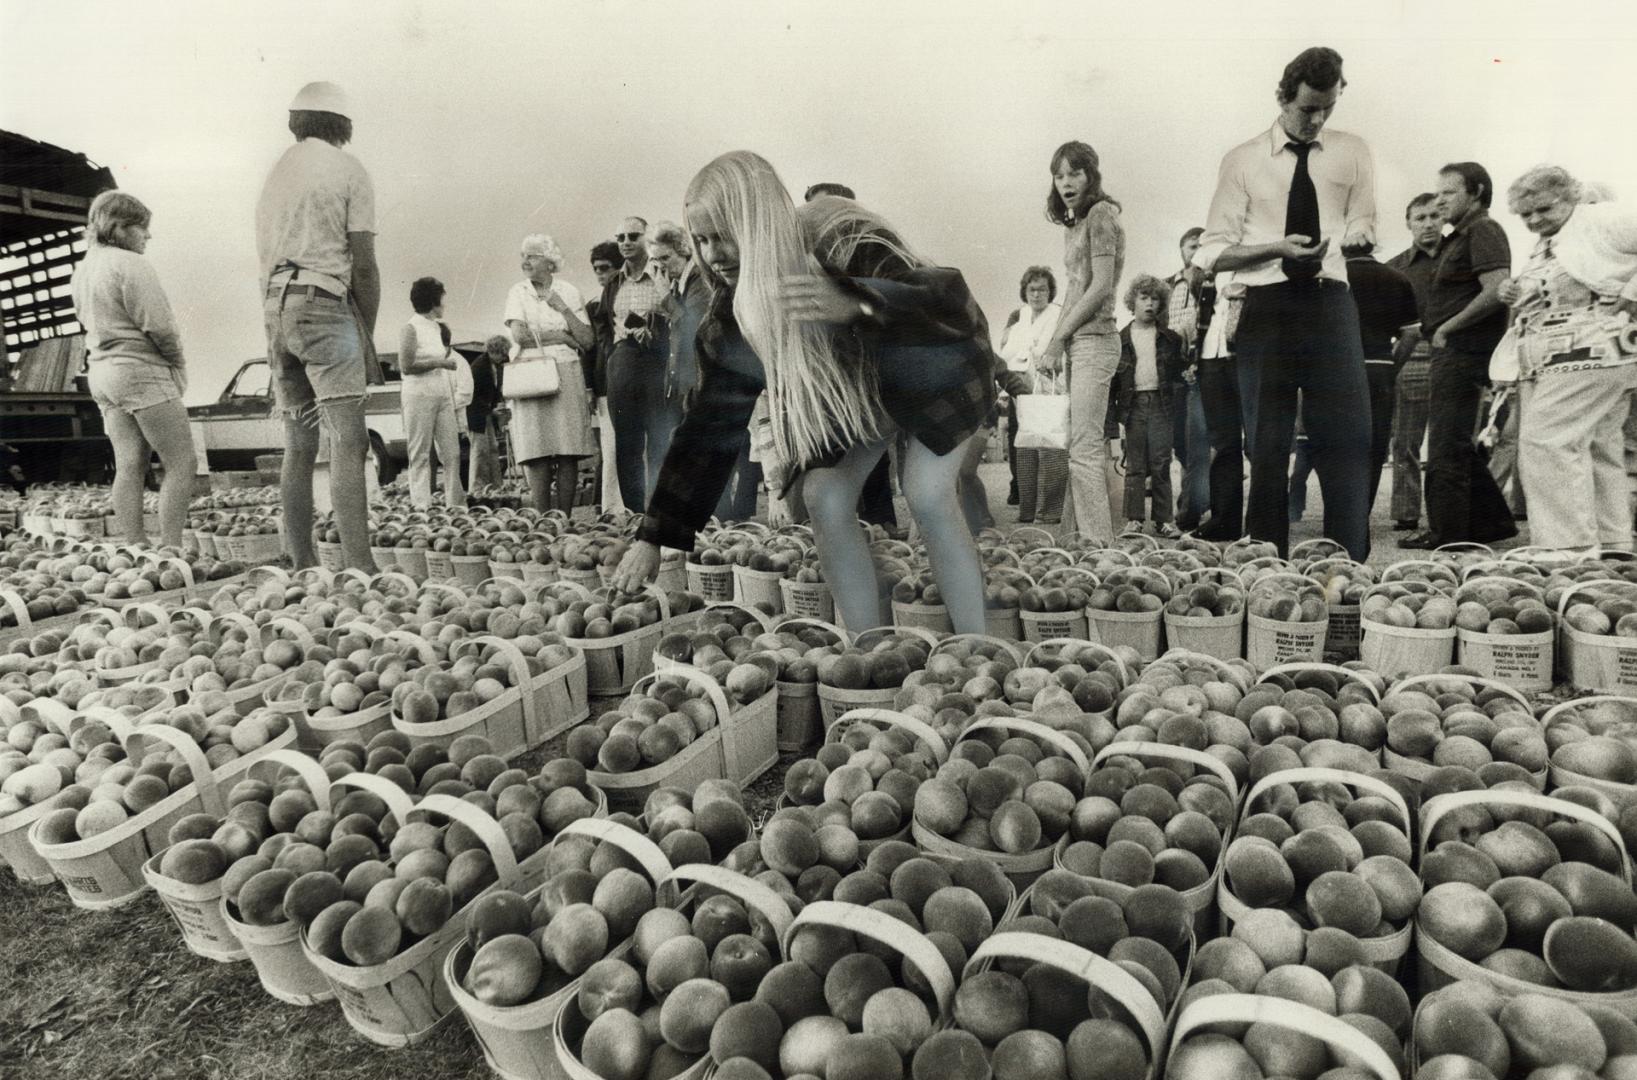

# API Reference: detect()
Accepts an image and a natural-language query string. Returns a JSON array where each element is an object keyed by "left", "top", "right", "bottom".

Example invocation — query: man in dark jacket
[
  {"left": 585, "top": 241, "right": 623, "bottom": 509},
  {"left": 466, "top": 335, "right": 507, "bottom": 489},
  {"left": 1113, "top": 274, "right": 1189, "bottom": 536},
  {"left": 1343, "top": 239, "right": 1421, "bottom": 513}
]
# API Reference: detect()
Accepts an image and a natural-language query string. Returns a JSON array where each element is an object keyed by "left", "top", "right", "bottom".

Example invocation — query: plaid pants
[
  {"left": 1015, "top": 447, "right": 1067, "bottom": 523},
  {"left": 1390, "top": 356, "right": 1430, "bottom": 522}
]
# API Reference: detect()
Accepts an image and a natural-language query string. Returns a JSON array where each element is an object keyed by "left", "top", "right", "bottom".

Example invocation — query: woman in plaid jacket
[{"left": 613, "top": 151, "right": 1015, "bottom": 633}]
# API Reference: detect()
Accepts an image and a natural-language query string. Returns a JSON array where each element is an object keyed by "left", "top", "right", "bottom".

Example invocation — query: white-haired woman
[
  {"left": 612, "top": 152, "right": 1004, "bottom": 634},
  {"left": 502, "top": 234, "right": 595, "bottom": 512},
  {"left": 1500, "top": 166, "right": 1637, "bottom": 554},
  {"left": 70, "top": 190, "right": 196, "bottom": 548}
]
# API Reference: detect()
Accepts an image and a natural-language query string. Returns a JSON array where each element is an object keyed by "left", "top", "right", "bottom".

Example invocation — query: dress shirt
[
  {"left": 1194, "top": 120, "right": 1377, "bottom": 286},
  {"left": 1387, "top": 245, "right": 1440, "bottom": 315}
]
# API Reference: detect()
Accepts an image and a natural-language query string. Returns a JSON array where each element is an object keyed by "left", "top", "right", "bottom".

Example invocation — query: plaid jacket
[{"left": 638, "top": 264, "right": 1007, "bottom": 551}]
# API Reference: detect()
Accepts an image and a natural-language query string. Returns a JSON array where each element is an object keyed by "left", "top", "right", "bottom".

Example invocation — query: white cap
[{"left": 289, "top": 81, "right": 351, "bottom": 118}]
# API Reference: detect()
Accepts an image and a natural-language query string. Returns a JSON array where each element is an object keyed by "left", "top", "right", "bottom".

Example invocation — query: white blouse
[{"left": 998, "top": 301, "right": 1062, "bottom": 372}]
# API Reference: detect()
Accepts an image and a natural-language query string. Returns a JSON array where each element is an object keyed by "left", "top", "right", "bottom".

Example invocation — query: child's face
[{"left": 1134, "top": 294, "right": 1161, "bottom": 322}]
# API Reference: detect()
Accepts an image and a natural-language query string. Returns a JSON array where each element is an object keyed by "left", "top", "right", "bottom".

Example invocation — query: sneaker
[
  {"left": 1123, "top": 520, "right": 1147, "bottom": 534},
  {"left": 1156, "top": 522, "right": 1183, "bottom": 540}
]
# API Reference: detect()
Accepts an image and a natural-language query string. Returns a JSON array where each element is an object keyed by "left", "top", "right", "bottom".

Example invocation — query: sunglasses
[{"left": 615, "top": 232, "right": 644, "bottom": 242}]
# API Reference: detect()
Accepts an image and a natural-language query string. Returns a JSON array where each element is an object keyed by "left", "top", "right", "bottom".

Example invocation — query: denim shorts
[
  {"left": 263, "top": 288, "right": 367, "bottom": 419},
  {"left": 87, "top": 359, "right": 185, "bottom": 418}
]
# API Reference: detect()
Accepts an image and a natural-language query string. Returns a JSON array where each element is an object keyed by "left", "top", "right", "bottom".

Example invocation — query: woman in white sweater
[
  {"left": 397, "top": 277, "right": 473, "bottom": 508},
  {"left": 69, "top": 190, "right": 197, "bottom": 548}
]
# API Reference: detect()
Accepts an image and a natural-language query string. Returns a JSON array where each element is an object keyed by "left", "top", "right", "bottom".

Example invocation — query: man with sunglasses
[
  {"left": 599, "top": 217, "right": 674, "bottom": 512},
  {"left": 585, "top": 241, "right": 623, "bottom": 510}
]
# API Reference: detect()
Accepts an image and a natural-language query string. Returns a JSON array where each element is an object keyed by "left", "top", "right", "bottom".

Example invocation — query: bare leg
[
  {"left": 523, "top": 461, "right": 550, "bottom": 512},
  {"left": 319, "top": 398, "right": 376, "bottom": 571},
  {"left": 902, "top": 435, "right": 986, "bottom": 634},
  {"left": 552, "top": 456, "right": 578, "bottom": 514},
  {"left": 804, "top": 439, "right": 891, "bottom": 631},
  {"left": 132, "top": 399, "right": 197, "bottom": 549},
  {"left": 104, "top": 408, "right": 150, "bottom": 546}
]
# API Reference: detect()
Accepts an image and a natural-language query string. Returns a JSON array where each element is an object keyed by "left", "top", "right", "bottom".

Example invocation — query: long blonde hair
[{"left": 685, "top": 152, "right": 880, "bottom": 469}]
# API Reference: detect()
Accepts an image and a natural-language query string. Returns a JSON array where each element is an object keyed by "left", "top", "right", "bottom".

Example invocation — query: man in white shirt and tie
[{"left": 1192, "top": 46, "right": 1377, "bottom": 561}]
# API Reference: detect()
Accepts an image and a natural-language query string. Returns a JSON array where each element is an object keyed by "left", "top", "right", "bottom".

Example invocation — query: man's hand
[
  {"left": 1341, "top": 231, "right": 1372, "bottom": 252},
  {"left": 1497, "top": 278, "right": 1524, "bottom": 306},
  {"left": 1431, "top": 326, "right": 1450, "bottom": 351},
  {"left": 1277, "top": 234, "right": 1328, "bottom": 263},
  {"left": 610, "top": 540, "right": 662, "bottom": 594}
]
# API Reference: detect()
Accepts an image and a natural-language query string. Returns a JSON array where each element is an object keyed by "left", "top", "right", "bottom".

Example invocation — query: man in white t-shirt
[{"left": 256, "top": 81, "right": 380, "bottom": 570}]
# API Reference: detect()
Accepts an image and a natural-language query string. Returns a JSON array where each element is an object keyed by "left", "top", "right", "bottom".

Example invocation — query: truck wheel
[{"left": 369, "top": 432, "right": 399, "bottom": 486}]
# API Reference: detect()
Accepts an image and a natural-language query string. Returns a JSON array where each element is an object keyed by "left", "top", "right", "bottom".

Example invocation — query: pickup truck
[{"left": 188, "top": 342, "right": 486, "bottom": 485}]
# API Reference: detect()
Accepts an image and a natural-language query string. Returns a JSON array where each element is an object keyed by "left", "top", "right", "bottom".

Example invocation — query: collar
[
  {"left": 1407, "top": 243, "right": 1439, "bottom": 262},
  {"left": 1445, "top": 205, "right": 1490, "bottom": 237},
  {"left": 620, "top": 261, "right": 658, "bottom": 286},
  {"left": 1268, "top": 121, "right": 1323, "bottom": 155}
]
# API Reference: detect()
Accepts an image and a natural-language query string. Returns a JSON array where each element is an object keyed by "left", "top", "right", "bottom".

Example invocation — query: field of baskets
[{"left": 7, "top": 476, "right": 1637, "bottom": 1080}]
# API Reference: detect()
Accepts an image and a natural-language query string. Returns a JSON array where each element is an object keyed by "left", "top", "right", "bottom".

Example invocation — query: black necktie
[{"left": 1283, "top": 141, "right": 1321, "bottom": 282}]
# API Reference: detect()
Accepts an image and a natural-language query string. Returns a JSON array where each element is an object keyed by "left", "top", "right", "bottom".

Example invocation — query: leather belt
[{"left": 267, "top": 283, "right": 342, "bottom": 301}]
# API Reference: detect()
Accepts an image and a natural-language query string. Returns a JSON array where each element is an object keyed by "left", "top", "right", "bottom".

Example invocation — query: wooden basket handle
[
  {"left": 258, "top": 748, "right": 337, "bottom": 812},
  {"left": 1420, "top": 789, "right": 1631, "bottom": 883},
  {"left": 1169, "top": 993, "right": 1399, "bottom": 1080},
  {"left": 1244, "top": 767, "right": 1409, "bottom": 833},
  {"left": 785, "top": 901, "right": 957, "bottom": 1020},
  {"left": 1256, "top": 662, "right": 1382, "bottom": 703},
  {"left": 970, "top": 931, "right": 1165, "bottom": 1061},
  {"left": 658, "top": 863, "right": 796, "bottom": 940},
  {"left": 828, "top": 708, "right": 949, "bottom": 763},
  {"left": 330, "top": 770, "right": 417, "bottom": 825},
  {"left": 553, "top": 816, "right": 674, "bottom": 886},
  {"left": 412, "top": 793, "right": 519, "bottom": 889},
  {"left": 125, "top": 722, "right": 225, "bottom": 817},
  {"left": 1023, "top": 638, "right": 1131, "bottom": 687},
  {"left": 965, "top": 716, "right": 1091, "bottom": 777},
  {"left": 771, "top": 616, "right": 851, "bottom": 646},
  {"left": 1092, "top": 740, "right": 1238, "bottom": 802},
  {"left": 1392, "top": 671, "right": 1529, "bottom": 713},
  {"left": 930, "top": 634, "right": 1025, "bottom": 667}
]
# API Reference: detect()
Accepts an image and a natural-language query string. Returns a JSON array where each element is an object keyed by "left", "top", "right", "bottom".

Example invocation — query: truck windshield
[{"left": 229, "top": 362, "right": 271, "bottom": 398}]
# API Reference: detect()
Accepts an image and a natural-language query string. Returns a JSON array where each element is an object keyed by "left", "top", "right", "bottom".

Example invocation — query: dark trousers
[
  {"left": 1006, "top": 400, "right": 1020, "bottom": 497},
  {"left": 607, "top": 343, "right": 681, "bottom": 513},
  {"left": 1364, "top": 360, "right": 1399, "bottom": 512},
  {"left": 714, "top": 434, "right": 762, "bottom": 521},
  {"left": 1426, "top": 346, "right": 1515, "bottom": 542},
  {"left": 1237, "top": 280, "right": 1372, "bottom": 561},
  {"left": 1198, "top": 354, "right": 1261, "bottom": 535}
]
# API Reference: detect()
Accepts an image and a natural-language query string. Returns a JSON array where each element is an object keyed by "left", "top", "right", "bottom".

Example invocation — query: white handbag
[
  {"left": 503, "top": 322, "right": 562, "bottom": 400},
  {"left": 1015, "top": 372, "right": 1070, "bottom": 450}
]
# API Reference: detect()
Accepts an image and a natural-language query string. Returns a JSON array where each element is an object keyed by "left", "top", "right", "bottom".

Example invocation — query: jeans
[
  {"left": 607, "top": 344, "right": 681, "bottom": 513},
  {"left": 1174, "top": 382, "right": 1209, "bottom": 524},
  {"left": 404, "top": 394, "right": 465, "bottom": 508},
  {"left": 1519, "top": 364, "right": 1637, "bottom": 550},
  {"left": 1426, "top": 346, "right": 1514, "bottom": 543},
  {"left": 1198, "top": 353, "right": 1261, "bottom": 535},
  {"left": 1123, "top": 391, "right": 1174, "bottom": 524},
  {"left": 1390, "top": 356, "right": 1431, "bottom": 523},
  {"left": 1065, "top": 333, "right": 1120, "bottom": 542},
  {"left": 1236, "top": 280, "right": 1372, "bottom": 561}
]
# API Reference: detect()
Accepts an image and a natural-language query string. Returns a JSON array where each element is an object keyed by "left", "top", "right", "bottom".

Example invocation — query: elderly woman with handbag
[
  {"left": 503, "top": 234, "right": 596, "bottom": 513},
  {"left": 1500, "top": 166, "right": 1637, "bottom": 554}
]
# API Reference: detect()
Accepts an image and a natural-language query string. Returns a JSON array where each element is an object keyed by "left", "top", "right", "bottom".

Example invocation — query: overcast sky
[{"left": 4, "top": 0, "right": 1635, "bottom": 403}]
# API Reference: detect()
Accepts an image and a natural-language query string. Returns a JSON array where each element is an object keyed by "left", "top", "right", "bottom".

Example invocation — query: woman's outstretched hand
[
  {"left": 781, "top": 272, "right": 864, "bottom": 325},
  {"left": 611, "top": 540, "right": 663, "bottom": 594}
]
